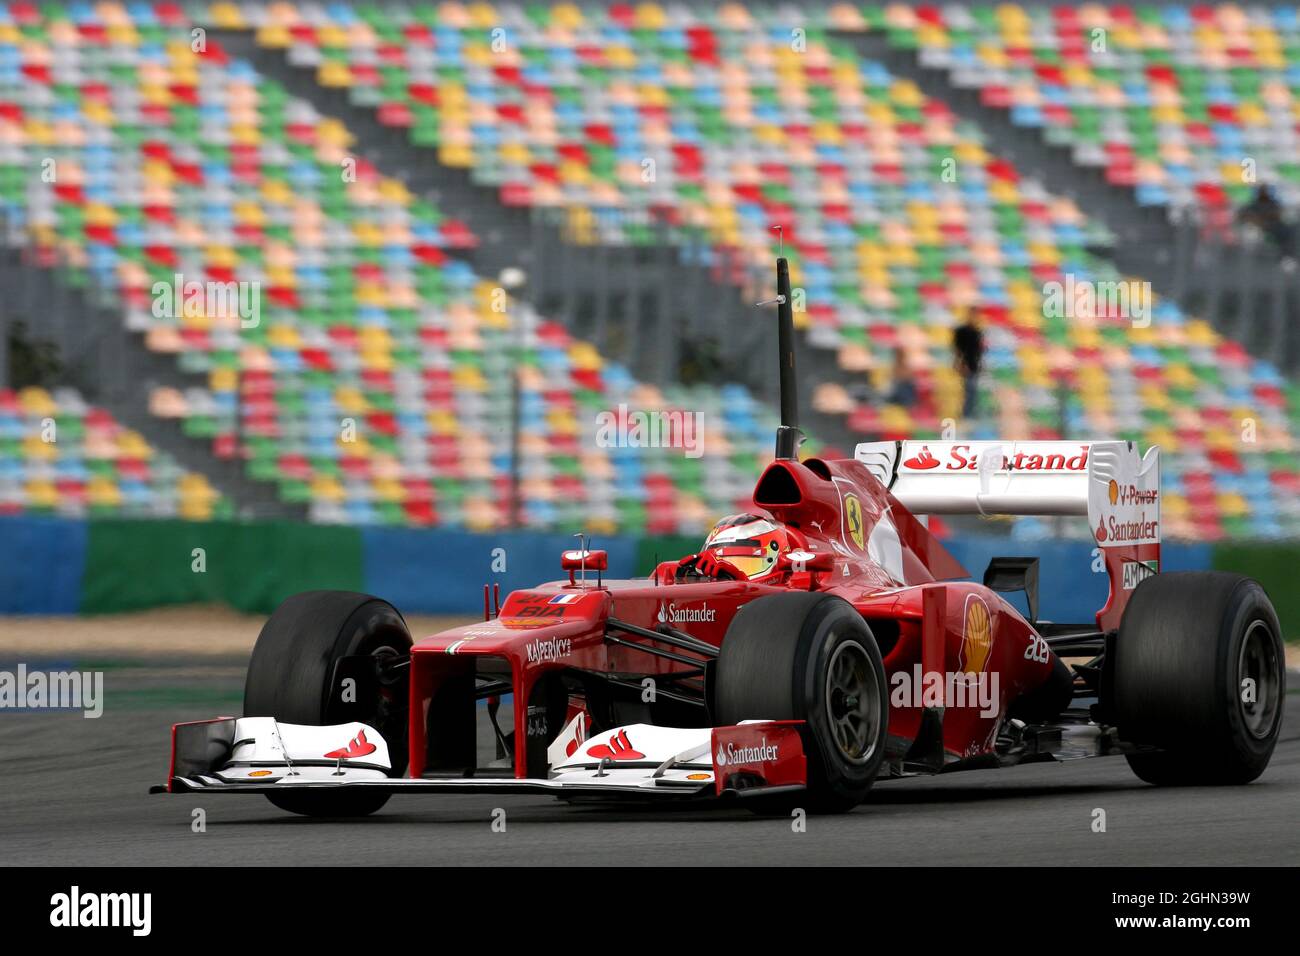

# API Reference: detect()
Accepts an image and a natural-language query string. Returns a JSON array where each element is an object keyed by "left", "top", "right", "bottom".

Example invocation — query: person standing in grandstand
[
  {"left": 885, "top": 346, "right": 916, "bottom": 408},
  {"left": 1237, "top": 184, "right": 1296, "bottom": 269},
  {"left": 952, "top": 309, "right": 984, "bottom": 420}
]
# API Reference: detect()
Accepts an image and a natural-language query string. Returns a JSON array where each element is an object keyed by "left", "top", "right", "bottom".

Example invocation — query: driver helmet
[{"left": 701, "top": 514, "right": 792, "bottom": 580}]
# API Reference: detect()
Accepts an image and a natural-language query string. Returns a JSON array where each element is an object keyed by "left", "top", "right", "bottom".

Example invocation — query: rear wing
[{"left": 854, "top": 440, "right": 1160, "bottom": 631}]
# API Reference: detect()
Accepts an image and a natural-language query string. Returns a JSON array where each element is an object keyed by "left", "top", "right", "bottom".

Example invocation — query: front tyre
[
  {"left": 715, "top": 593, "right": 888, "bottom": 813},
  {"left": 244, "top": 591, "right": 413, "bottom": 816},
  {"left": 1113, "top": 572, "right": 1284, "bottom": 785}
]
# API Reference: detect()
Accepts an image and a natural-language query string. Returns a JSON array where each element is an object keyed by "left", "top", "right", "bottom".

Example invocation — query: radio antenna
[{"left": 766, "top": 258, "right": 803, "bottom": 461}]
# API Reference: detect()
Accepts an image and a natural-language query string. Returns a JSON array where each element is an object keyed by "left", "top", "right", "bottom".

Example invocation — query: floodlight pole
[{"left": 500, "top": 268, "right": 527, "bottom": 529}]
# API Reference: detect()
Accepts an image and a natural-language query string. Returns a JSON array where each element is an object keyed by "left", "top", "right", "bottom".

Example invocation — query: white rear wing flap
[{"left": 854, "top": 440, "right": 1155, "bottom": 517}]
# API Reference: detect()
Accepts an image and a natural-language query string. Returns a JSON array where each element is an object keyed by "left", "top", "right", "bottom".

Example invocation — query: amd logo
[{"left": 1121, "top": 560, "right": 1158, "bottom": 591}]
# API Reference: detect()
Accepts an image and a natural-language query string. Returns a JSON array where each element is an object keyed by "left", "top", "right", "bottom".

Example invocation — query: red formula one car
[{"left": 157, "top": 261, "right": 1285, "bottom": 816}]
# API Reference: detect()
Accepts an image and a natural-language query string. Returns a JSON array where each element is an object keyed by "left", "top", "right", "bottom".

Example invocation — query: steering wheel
[{"left": 675, "top": 552, "right": 745, "bottom": 582}]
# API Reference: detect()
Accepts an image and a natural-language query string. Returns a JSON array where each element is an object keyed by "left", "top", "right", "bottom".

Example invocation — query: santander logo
[
  {"left": 901, "top": 443, "right": 1089, "bottom": 473},
  {"left": 902, "top": 445, "right": 941, "bottom": 470},
  {"left": 715, "top": 738, "right": 780, "bottom": 767},
  {"left": 658, "top": 601, "right": 716, "bottom": 625}
]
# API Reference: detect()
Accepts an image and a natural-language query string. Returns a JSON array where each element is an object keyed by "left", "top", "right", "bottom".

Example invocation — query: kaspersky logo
[
  {"left": 658, "top": 601, "right": 717, "bottom": 625},
  {"left": 715, "top": 738, "right": 779, "bottom": 767},
  {"left": 525, "top": 636, "right": 572, "bottom": 664}
]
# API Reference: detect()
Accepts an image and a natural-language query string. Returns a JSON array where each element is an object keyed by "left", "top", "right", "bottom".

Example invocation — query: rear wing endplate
[{"left": 855, "top": 440, "right": 1160, "bottom": 630}]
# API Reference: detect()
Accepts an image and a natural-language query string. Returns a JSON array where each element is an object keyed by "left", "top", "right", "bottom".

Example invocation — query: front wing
[{"left": 157, "top": 717, "right": 808, "bottom": 803}]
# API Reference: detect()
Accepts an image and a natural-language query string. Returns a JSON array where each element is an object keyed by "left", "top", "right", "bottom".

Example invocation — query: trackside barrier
[
  {"left": 1210, "top": 543, "right": 1300, "bottom": 648},
  {"left": 0, "top": 519, "right": 1286, "bottom": 640},
  {"left": 0, "top": 517, "right": 86, "bottom": 614},
  {"left": 78, "top": 519, "right": 364, "bottom": 614},
  {"left": 359, "top": 528, "right": 638, "bottom": 614}
]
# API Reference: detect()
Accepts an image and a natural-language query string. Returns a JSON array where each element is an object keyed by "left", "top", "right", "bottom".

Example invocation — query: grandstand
[
  {"left": 0, "top": 1, "right": 1295, "bottom": 542},
  {"left": 0, "top": 1, "right": 784, "bottom": 533},
  {"left": 871, "top": 3, "right": 1300, "bottom": 223}
]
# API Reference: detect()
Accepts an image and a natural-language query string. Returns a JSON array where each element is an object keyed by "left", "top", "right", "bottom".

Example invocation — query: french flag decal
[{"left": 549, "top": 594, "right": 583, "bottom": 605}]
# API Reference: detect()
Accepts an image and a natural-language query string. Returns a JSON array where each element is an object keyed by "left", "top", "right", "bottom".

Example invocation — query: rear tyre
[
  {"left": 244, "top": 591, "right": 412, "bottom": 816},
  {"left": 715, "top": 593, "right": 887, "bottom": 813},
  {"left": 1113, "top": 572, "right": 1284, "bottom": 786}
]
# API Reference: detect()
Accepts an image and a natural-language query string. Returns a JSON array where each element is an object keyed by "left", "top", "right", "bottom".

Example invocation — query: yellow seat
[
  {"left": 209, "top": 367, "right": 239, "bottom": 395},
  {"left": 178, "top": 499, "right": 214, "bottom": 521},
  {"left": 318, "top": 61, "right": 353, "bottom": 88},
  {"left": 24, "top": 479, "right": 59, "bottom": 508},
  {"left": 1216, "top": 493, "right": 1249, "bottom": 518},
  {"left": 208, "top": 2, "right": 246, "bottom": 29},
  {"left": 373, "top": 478, "right": 405, "bottom": 503},
  {"left": 117, "top": 431, "right": 154, "bottom": 459},
  {"left": 18, "top": 387, "right": 57, "bottom": 417},
  {"left": 255, "top": 25, "right": 293, "bottom": 49},
  {"left": 334, "top": 387, "right": 369, "bottom": 415},
  {"left": 86, "top": 476, "right": 123, "bottom": 507}
]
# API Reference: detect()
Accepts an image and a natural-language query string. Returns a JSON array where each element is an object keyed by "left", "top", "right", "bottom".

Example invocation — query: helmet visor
[{"left": 710, "top": 547, "right": 774, "bottom": 579}]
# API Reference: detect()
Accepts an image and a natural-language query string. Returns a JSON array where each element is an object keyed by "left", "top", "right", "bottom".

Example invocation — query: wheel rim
[
  {"left": 824, "top": 638, "right": 880, "bottom": 765},
  {"left": 1237, "top": 620, "right": 1281, "bottom": 740},
  {"left": 365, "top": 643, "right": 409, "bottom": 769}
]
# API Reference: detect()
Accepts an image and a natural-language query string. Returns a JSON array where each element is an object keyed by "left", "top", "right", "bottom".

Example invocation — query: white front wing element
[
  {"left": 546, "top": 724, "right": 717, "bottom": 790},
  {"left": 199, "top": 717, "right": 393, "bottom": 786},
  {"left": 855, "top": 439, "right": 1158, "bottom": 529},
  {"left": 165, "top": 719, "right": 801, "bottom": 800}
]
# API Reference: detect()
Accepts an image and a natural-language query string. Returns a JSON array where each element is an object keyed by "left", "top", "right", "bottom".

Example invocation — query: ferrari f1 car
[{"left": 156, "top": 260, "right": 1286, "bottom": 816}]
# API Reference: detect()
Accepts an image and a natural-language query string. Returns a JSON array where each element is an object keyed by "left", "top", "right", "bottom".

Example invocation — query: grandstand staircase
[
  {"left": 213, "top": 30, "right": 858, "bottom": 453},
  {"left": 843, "top": 30, "right": 1300, "bottom": 373},
  {"left": 0, "top": 239, "right": 304, "bottom": 519}
]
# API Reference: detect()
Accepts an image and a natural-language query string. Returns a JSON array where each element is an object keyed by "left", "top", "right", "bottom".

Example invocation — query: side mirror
[
  {"left": 779, "top": 549, "right": 834, "bottom": 574},
  {"left": 562, "top": 549, "right": 607, "bottom": 586},
  {"left": 561, "top": 549, "right": 608, "bottom": 572}
]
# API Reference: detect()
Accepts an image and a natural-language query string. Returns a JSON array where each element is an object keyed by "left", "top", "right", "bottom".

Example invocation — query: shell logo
[
  {"left": 1108, "top": 479, "right": 1119, "bottom": 506},
  {"left": 959, "top": 595, "right": 992, "bottom": 675}
]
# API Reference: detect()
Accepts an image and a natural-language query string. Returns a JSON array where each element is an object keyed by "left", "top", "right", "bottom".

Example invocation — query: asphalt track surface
[{"left": 1, "top": 656, "right": 1297, "bottom": 866}]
